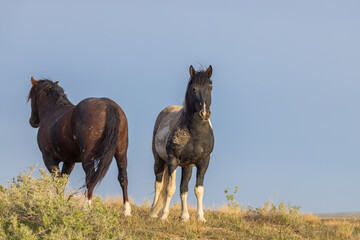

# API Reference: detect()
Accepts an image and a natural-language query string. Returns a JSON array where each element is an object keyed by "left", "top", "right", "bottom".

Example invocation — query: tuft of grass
[
  {"left": 0, "top": 166, "right": 359, "bottom": 239},
  {"left": 224, "top": 186, "right": 239, "bottom": 213}
]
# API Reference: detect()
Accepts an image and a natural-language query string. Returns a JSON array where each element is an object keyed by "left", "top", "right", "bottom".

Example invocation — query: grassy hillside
[{"left": 0, "top": 167, "right": 359, "bottom": 239}]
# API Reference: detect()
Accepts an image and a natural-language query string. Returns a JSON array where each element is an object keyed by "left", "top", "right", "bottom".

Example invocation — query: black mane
[
  {"left": 186, "top": 71, "right": 212, "bottom": 90},
  {"left": 27, "top": 79, "right": 72, "bottom": 106}
]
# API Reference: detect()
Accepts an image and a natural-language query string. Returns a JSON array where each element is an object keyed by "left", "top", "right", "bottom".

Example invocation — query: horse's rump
[{"left": 72, "top": 97, "right": 121, "bottom": 190}]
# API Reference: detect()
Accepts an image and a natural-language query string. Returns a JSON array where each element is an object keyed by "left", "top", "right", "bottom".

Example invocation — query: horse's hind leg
[
  {"left": 161, "top": 156, "right": 178, "bottom": 220},
  {"left": 151, "top": 154, "right": 166, "bottom": 217},
  {"left": 115, "top": 149, "right": 131, "bottom": 216},
  {"left": 81, "top": 154, "right": 95, "bottom": 203}
]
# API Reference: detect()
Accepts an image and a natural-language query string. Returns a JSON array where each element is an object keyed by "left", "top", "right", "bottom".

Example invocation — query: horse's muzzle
[
  {"left": 199, "top": 110, "right": 211, "bottom": 121},
  {"left": 29, "top": 118, "right": 39, "bottom": 128}
]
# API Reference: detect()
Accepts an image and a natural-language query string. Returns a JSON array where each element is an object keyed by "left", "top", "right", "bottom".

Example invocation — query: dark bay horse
[
  {"left": 151, "top": 65, "right": 214, "bottom": 221},
  {"left": 27, "top": 77, "right": 131, "bottom": 216}
]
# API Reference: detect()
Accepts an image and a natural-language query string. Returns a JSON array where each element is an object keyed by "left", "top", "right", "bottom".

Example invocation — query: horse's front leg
[
  {"left": 180, "top": 166, "right": 192, "bottom": 221},
  {"left": 161, "top": 155, "right": 178, "bottom": 220},
  {"left": 43, "top": 155, "right": 60, "bottom": 178},
  {"left": 61, "top": 162, "right": 75, "bottom": 176},
  {"left": 195, "top": 156, "right": 210, "bottom": 222},
  {"left": 43, "top": 155, "right": 65, "bottom": 195}
]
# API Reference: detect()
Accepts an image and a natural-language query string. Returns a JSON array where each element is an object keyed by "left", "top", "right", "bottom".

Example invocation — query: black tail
[{"left": 85, "top": 104, "right": 120, "bottom": 192}]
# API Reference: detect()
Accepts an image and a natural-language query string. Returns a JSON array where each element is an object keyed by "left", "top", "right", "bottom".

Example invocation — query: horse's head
[
  {"left": 28, "top": 77, "right": 40, "bottom": 128},
  {"left": 185, "top": 65, "right": 213, "bottom": 121},
  {"left": 27, "top": 77, "right": 61, "bottom": 128}
]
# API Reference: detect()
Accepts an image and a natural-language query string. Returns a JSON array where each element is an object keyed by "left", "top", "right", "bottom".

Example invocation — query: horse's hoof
[
  {"left": 180, "top": 212, "right": 190, "bottom": 222},
  {"left": 150, "top": 213, "right": 158, "bottom": 218},
  {"left": 181, "top": 217, "right": 190, "bottom": 222},
  {"left": 160, "top": 214, "right": 168, "bottom": 220},
  {"left": 197, "top": 215, "right": 206, "bottom": 222}
]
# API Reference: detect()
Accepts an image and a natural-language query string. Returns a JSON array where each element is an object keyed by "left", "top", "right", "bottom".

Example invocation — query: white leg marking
[
  {"left": 161, "top": 169, "right": 177, "bottom": 220},
  {"left": 180, "top": 192, "right": 190, "bottom": 222},
  {"left": 124, "top": 201, "right": 131, "bottom": 216},
  {"left": 195, "top": 186, "right": 206, "bottom": 222},
  {"left": 86, "top": 199, "right": 92, "bottom": 207},
  {"left": 151, "top": 180, "right": 163, "bottom": 218}
]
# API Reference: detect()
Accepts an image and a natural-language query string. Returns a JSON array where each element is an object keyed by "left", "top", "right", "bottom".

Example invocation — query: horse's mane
[
  {"left": 27, "top": 79, "right": 72, "bottom": 106},
  {"left": 186, "top": 70, "right": 212, "bottom": 91}
]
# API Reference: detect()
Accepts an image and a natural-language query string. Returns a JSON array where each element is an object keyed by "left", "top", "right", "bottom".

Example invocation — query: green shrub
[{"left": 0, "top": 166, "right": 126, "bottom": 240}]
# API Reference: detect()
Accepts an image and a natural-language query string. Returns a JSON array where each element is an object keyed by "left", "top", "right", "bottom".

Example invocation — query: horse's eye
[{"left": 193, "top": 87, "right": 197, "bottom": 92}]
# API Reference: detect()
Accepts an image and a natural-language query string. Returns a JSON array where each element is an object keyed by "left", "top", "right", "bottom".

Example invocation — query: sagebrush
[{"left": 0, "top": 166, "right": 359, "bottom": 239}]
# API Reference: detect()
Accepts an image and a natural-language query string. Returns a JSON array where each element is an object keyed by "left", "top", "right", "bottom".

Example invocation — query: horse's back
[{"left": 153, "top": 105, "right": 183, "bottom": 161}]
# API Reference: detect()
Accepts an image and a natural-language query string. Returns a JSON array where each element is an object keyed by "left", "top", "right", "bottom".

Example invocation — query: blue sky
[{"left": 1, "top": 1, "right": 359, "bottom": 213}]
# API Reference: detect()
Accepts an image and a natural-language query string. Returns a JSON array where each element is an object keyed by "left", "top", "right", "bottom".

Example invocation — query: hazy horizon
[{"left": 1, "top": 1, "right": 360, "bottom": 214}]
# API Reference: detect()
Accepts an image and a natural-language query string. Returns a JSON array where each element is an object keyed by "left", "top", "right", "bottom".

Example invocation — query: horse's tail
[
  {"left": 151, "top": 165, "right": 169, "bottom": 216},
  {"left": 85, "top": 104, "right": 119, "bottom": 193}
]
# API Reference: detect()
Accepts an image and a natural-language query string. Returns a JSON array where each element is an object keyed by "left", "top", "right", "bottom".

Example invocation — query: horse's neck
[{"left": 181, "top": 110, "right": 209, "bottom": 134}]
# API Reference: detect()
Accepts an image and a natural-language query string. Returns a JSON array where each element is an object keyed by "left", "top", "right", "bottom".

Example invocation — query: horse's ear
[
  {"left": 189, "top": 65, "right": 196, "bottom": 78},
  {"left": 206, "top": 65, "right": 213, "bottom": 78},
  {"left": 31, "top": 76, "right": 38, "bottom": 86},
  {"left": 54, "top": 81, "right": 59, "bottom": 85}
]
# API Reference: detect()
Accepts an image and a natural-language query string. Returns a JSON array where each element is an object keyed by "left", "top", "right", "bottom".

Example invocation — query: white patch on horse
[
  {"left": 155, "top": 106, "right": 183, "bottom": 161},
  {"left": 208, "top": 119, "right": 213, "bottom": 129},
  {"left": 180, "top": 192, "right": 190, "bottom": 221},
  {"left": 155, "top": 120, "right": 171, "bottom": 160},
  {"left": 124, "top": 201, "right": 131, "bottom": 216},
  {"left": 151, "top": 180, "right": 164, "bottom": 218},
  {"left": 161, "top": 169, "right": 177, "bottom": 220},
  {"left": 195, "top": 186, "right": 206, "bottom": 222}
]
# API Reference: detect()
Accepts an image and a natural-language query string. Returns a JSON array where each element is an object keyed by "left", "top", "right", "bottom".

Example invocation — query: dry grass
[
  {"left": 101, "top": 196, "right": 360, "bottom": 240},
  {"left": 1, "top": 167, "right": 360, "bottom": 239}
]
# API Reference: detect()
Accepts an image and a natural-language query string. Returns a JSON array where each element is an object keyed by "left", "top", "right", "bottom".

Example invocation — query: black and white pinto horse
[{"left": 151, "top": 65, "right": 214, "bottom": 221}]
